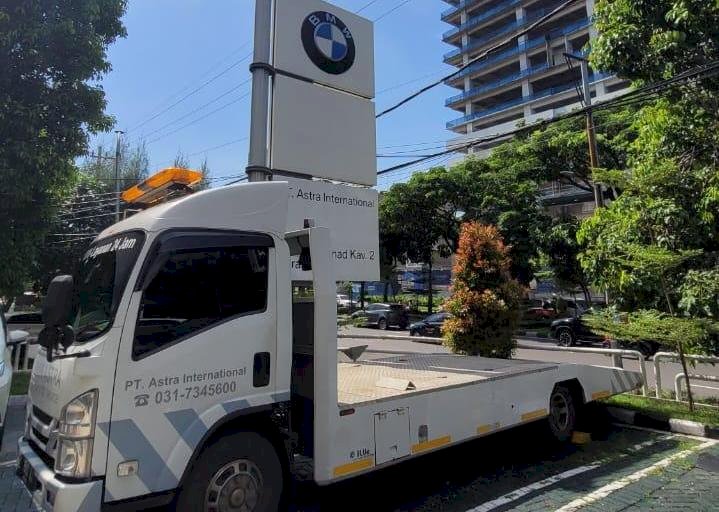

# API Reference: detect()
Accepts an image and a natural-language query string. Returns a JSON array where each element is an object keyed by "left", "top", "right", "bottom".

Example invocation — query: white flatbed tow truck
[{"left": 16, "top": 181, "right": 643, "bottom": 511}]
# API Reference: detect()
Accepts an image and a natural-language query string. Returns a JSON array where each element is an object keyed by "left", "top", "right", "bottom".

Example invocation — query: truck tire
[
  {"left": 547, "top": 386, "right": 577, "bottom": 443},
  {"left": 176, "top": 431, "right": 284, "bottom": 512}
]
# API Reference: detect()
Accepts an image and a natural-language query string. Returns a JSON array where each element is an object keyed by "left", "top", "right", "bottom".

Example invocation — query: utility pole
[
  {"left": 564, "top": 53, "right": 604, "bottom": 209},
  {"left": 246, "top": 0, "right": 273, "bottom": 183},
  {"left": 114, "top": 130, "right": 124, "bottom": 222}
]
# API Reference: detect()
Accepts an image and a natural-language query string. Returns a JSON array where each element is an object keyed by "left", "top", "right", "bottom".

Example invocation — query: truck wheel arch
[{"left": 177, "top": 404, "right": 290, "bottom": 493}]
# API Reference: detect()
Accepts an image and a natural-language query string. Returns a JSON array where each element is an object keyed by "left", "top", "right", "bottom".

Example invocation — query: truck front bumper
[{"left": 17, "top": 437, "right": 102, "bottom": 512}]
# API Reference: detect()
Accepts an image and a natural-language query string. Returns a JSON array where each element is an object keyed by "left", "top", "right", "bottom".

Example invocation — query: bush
[{"left": 443, "top": 223, "right": 524, "bottom": 358}]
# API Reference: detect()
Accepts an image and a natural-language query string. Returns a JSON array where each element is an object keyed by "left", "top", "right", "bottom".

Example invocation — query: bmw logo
[{"left": 302, "top": 11, "right": 356, "bottom": 75}]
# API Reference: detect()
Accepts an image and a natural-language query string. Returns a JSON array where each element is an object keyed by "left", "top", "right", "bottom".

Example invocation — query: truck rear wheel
[
  {"left": 547, "top": 386, "right": 577, "bottom": 443},
  {"left": 177, "top": 431, "right": 284, "bottom": 512}
]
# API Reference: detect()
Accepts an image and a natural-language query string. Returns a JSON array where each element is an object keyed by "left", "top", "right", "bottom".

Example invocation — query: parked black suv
[{"left": 550, "top": 313, "right": 661, "bottom": 358}]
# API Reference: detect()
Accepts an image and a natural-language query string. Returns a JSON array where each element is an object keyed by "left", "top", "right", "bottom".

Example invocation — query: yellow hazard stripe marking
[
  {"left": 521, "top": 409, "right": 548, "bottom": 422},
  {"left": 333, "top": 457, "right": 374, "bottom": 477},
  {"left": 477, "top": 423, "right": 499, "bottom": 435},
  {"left": 412, "top": 435, "right": 452, "bottom": 454},
  {"left": 592, "top": 390, "right": 612, "bottom": 400}
]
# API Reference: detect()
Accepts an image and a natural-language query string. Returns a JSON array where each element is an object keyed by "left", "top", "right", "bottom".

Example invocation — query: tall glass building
[{"left": 441, "top": 0, "right": 629, "bottom": 216}]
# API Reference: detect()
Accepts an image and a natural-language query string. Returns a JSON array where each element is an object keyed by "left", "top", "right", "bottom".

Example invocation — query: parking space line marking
[
  {"left": 464, "top": 433, "right": 672, "bottom": 512},
  {"left": 465, "top": 464, "right": 601, "bottom": 512},
  {"left": 0, "top": 460, "right": 17, "bottom": 469},
  {"left": 554, "top": 439, "right": 718, "bottom": 512}
]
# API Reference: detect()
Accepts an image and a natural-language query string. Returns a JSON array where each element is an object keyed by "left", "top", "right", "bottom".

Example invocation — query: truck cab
[{"left": 19, "top": 182, "right": 301, "bottom": 511}]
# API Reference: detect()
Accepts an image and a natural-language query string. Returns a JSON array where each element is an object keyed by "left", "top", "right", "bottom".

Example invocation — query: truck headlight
[{"left": 55, "top": 390, "right": 97, "bottom": 479}]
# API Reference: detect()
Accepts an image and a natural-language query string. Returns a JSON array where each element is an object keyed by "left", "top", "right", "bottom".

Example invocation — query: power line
[
  {"left": 377, "top": 59, "right": 719, "bottom": 177},
  {"left": 373, "top": 0, "right": 412, "bottom": 22},
  {"left": 146, "top": 92, "right": 251, "bottom": 145},
  {"left": 138, "top": 42, "right": 252, "bottom": 117},
  {"left": 140, "top": 79, "right": 252, "bottom": 140},
  {"left": 376, "top": 0, "right": 582, "bottom": 119},
  {"left": 356, "top": 0, "right": 382, "bottom": 13},
  {"left": 128, "top": 51, "right": 253, "bottom": 133}
]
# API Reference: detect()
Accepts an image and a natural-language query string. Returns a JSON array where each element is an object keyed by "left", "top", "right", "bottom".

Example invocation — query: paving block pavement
[{"left": 0, "top": 463, "right": 39, "bottom": 512}]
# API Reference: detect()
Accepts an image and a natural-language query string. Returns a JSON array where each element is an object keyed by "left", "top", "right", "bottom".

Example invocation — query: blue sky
[{"left": 90, "top": 0, "right": 457, "bottom": 187}]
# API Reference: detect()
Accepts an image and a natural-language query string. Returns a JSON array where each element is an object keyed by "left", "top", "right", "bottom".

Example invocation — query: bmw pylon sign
[
  {"left": 274, "top": 0, "right": 374, "bottom": 99},
  {"left": 302, "top": 12, "right": 356, "bottom": 75}
]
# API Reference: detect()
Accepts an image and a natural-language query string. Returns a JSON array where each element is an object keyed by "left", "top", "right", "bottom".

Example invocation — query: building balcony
[
  {"left": 540, "top": 181, "right": 595, "bottom": 206},
  {"left": 444, "top": 17, "right": 590, "bottom": 67},
  {"left": 443, "top": 0, "right": 525, "bottom": 42},
  {"left": 441, "top": 0, "right": 487, "bottom": 22},
  {"left": 446, "top": 62, "right": 553, "bottom": 107},
  {"left": 446, "top": 72, "right": 611, "bottom": 129}
]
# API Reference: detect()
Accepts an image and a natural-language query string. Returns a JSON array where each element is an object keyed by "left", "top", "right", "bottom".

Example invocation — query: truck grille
[{"left": 28, "top": 405, "right": 56, "bottom": 467}]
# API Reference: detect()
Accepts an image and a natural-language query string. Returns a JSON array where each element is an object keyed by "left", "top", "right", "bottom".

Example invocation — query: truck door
[{"left": 104, "top": 230, "right": 278, "bottom": 503}]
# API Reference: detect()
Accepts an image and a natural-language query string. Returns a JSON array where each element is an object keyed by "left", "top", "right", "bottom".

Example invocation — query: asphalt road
[{"left": 340, "top": 326, "right": 719, "bottom": 399}]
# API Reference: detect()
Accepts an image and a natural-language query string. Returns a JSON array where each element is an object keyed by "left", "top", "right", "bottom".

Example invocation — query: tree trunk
[
  {"left": 677, "top": 340, "right": 695, "bottom": 412},
  {"left": 360, "top": 282, "right": 365, "bottom": 310},
  {"left": 660, "top": 277, "right": 694, "bottom": 411},
  {"left": 427, "top": 260, "right": 434, "bottom": 314},
  {"left": 383, "top": 281, "right": 389, "bottom": 302},
  {"left": 580, "top": 282, "right": 593, "bottom": 307}
]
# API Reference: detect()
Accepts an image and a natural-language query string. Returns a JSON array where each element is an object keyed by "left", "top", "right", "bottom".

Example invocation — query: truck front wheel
[
  {"left": 547, "top": 386, "right": 577, "bottom": 443},
  {"left": 177, "top": 431, "right": 284, "bottom": 512}
]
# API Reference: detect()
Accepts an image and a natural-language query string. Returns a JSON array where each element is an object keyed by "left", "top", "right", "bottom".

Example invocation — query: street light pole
[{"left": 114, "top": 130, "right": 124, "bottom": 222}]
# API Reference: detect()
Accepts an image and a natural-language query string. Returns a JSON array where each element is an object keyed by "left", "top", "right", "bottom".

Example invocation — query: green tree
[
  {"left": 198, "top": 158, "right": 212, "bottom": 191},
  {"left": 0, "top": 0, "right": 127, "bottom": 300},
  {"left": 379, "top": 167, "right": 463, "bottom": 313},
  {"left": 543, "top": 217, "right": 592, "bottom": 303},
  {"left": 443, "top": 223, "right": 523, "bottom": 358}
]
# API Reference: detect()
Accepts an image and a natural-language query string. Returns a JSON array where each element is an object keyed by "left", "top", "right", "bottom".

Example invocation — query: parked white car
[
  {"left": 0, "top": 314, "right": 21, "bottom": 449},
  {"left": 336, "top": 293, "right": 355, "bottom": 309}
]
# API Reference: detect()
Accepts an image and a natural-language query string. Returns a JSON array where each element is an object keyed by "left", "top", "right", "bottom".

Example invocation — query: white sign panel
[
  {"left": 274, "top": 0, "right": 375, "bottom": 99},
  {"left": 271, "top": 75, "right": 377, "bottom": 186},
  {"left": 284, "top": 178, "right": 380, "bottom": 282}
]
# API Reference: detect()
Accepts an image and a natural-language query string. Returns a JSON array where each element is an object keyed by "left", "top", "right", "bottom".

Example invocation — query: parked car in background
[
  {"left": 336, "top": 294, "right": 355, "bottom": 310},
  {"left": 550, "top": 312, "right": 661, "bottom": 358},
  {"left": 410, "top": 312, "right": 451, "bottom": 337},
  {"left": 524, "top": 300, "right": 559, "bottom": 321},
  {"left": 5, "top": 311, "right": 43, "bottom": 342},
  {"left": 352, "top": 303, "right": 409, "bottom": 330},
  {"left": 0, "top": 314, "right": 20, "bottom": 449}
]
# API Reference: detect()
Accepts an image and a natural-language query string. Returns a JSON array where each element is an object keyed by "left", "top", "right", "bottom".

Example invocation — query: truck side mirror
[{"left": 42, "top": 275, "right": 74, "bottom": 328}]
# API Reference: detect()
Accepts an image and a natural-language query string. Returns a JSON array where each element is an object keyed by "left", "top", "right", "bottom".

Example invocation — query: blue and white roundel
[
  {"left": 314, "top": 22, "right": 349, "bottom": 62},
  {"left": 302, "top": 11, "right": 356, "bottom": 75}
]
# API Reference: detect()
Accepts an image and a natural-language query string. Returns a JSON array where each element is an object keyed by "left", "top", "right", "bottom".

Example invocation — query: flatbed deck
[{"left": 338, "top": 353, "right": 558, "bottom": 406}]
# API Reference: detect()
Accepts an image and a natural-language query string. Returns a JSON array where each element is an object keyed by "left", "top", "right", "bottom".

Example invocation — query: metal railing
[
  {"left": 653, "top": 352, "right": 719, "bottom": 398},
  {"left": 443, "top": 0, "right": 524, "bottom": 40},
  {"left": 10, "top": 342, "right": 35, "bottom": 372},
  {"left": 675, "top": 373, "right": 719, "bottom": 402},
  {"left": 446, "top": 62, "right": 551, "bottom": 106},
  {"left": 337, "top": 332, "right": 648, "bottom": 396},
  {"left": 446, "top": 72, "right": 611, "bottom": 129},
  {"left": 445, "top": 16, "right": 589, "bottom": 65},
  {"left": 442, "top": 0, "right": 485, "bottom": 20}
]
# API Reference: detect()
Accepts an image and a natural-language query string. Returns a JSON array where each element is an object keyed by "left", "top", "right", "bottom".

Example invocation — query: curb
[{"left": 605, "top": 405, "right": 719, "bottom": 439}]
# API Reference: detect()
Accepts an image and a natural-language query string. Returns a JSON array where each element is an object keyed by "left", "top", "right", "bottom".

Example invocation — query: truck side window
[{"left": 132, "top": 243, "right": 269, "bottom": 359}]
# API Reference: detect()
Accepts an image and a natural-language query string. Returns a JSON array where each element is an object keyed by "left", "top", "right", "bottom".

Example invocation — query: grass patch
[
  {"left": 11, "top": 371, "right": 31, "bottom": 395},
  {"left": 605, "top": 393, "right": 719, "bottom": 427}
]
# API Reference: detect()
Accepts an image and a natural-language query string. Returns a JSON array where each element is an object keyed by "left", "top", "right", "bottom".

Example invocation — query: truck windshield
[{"left": 73, "top": 231, "right": 145, "bottom": 344}]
